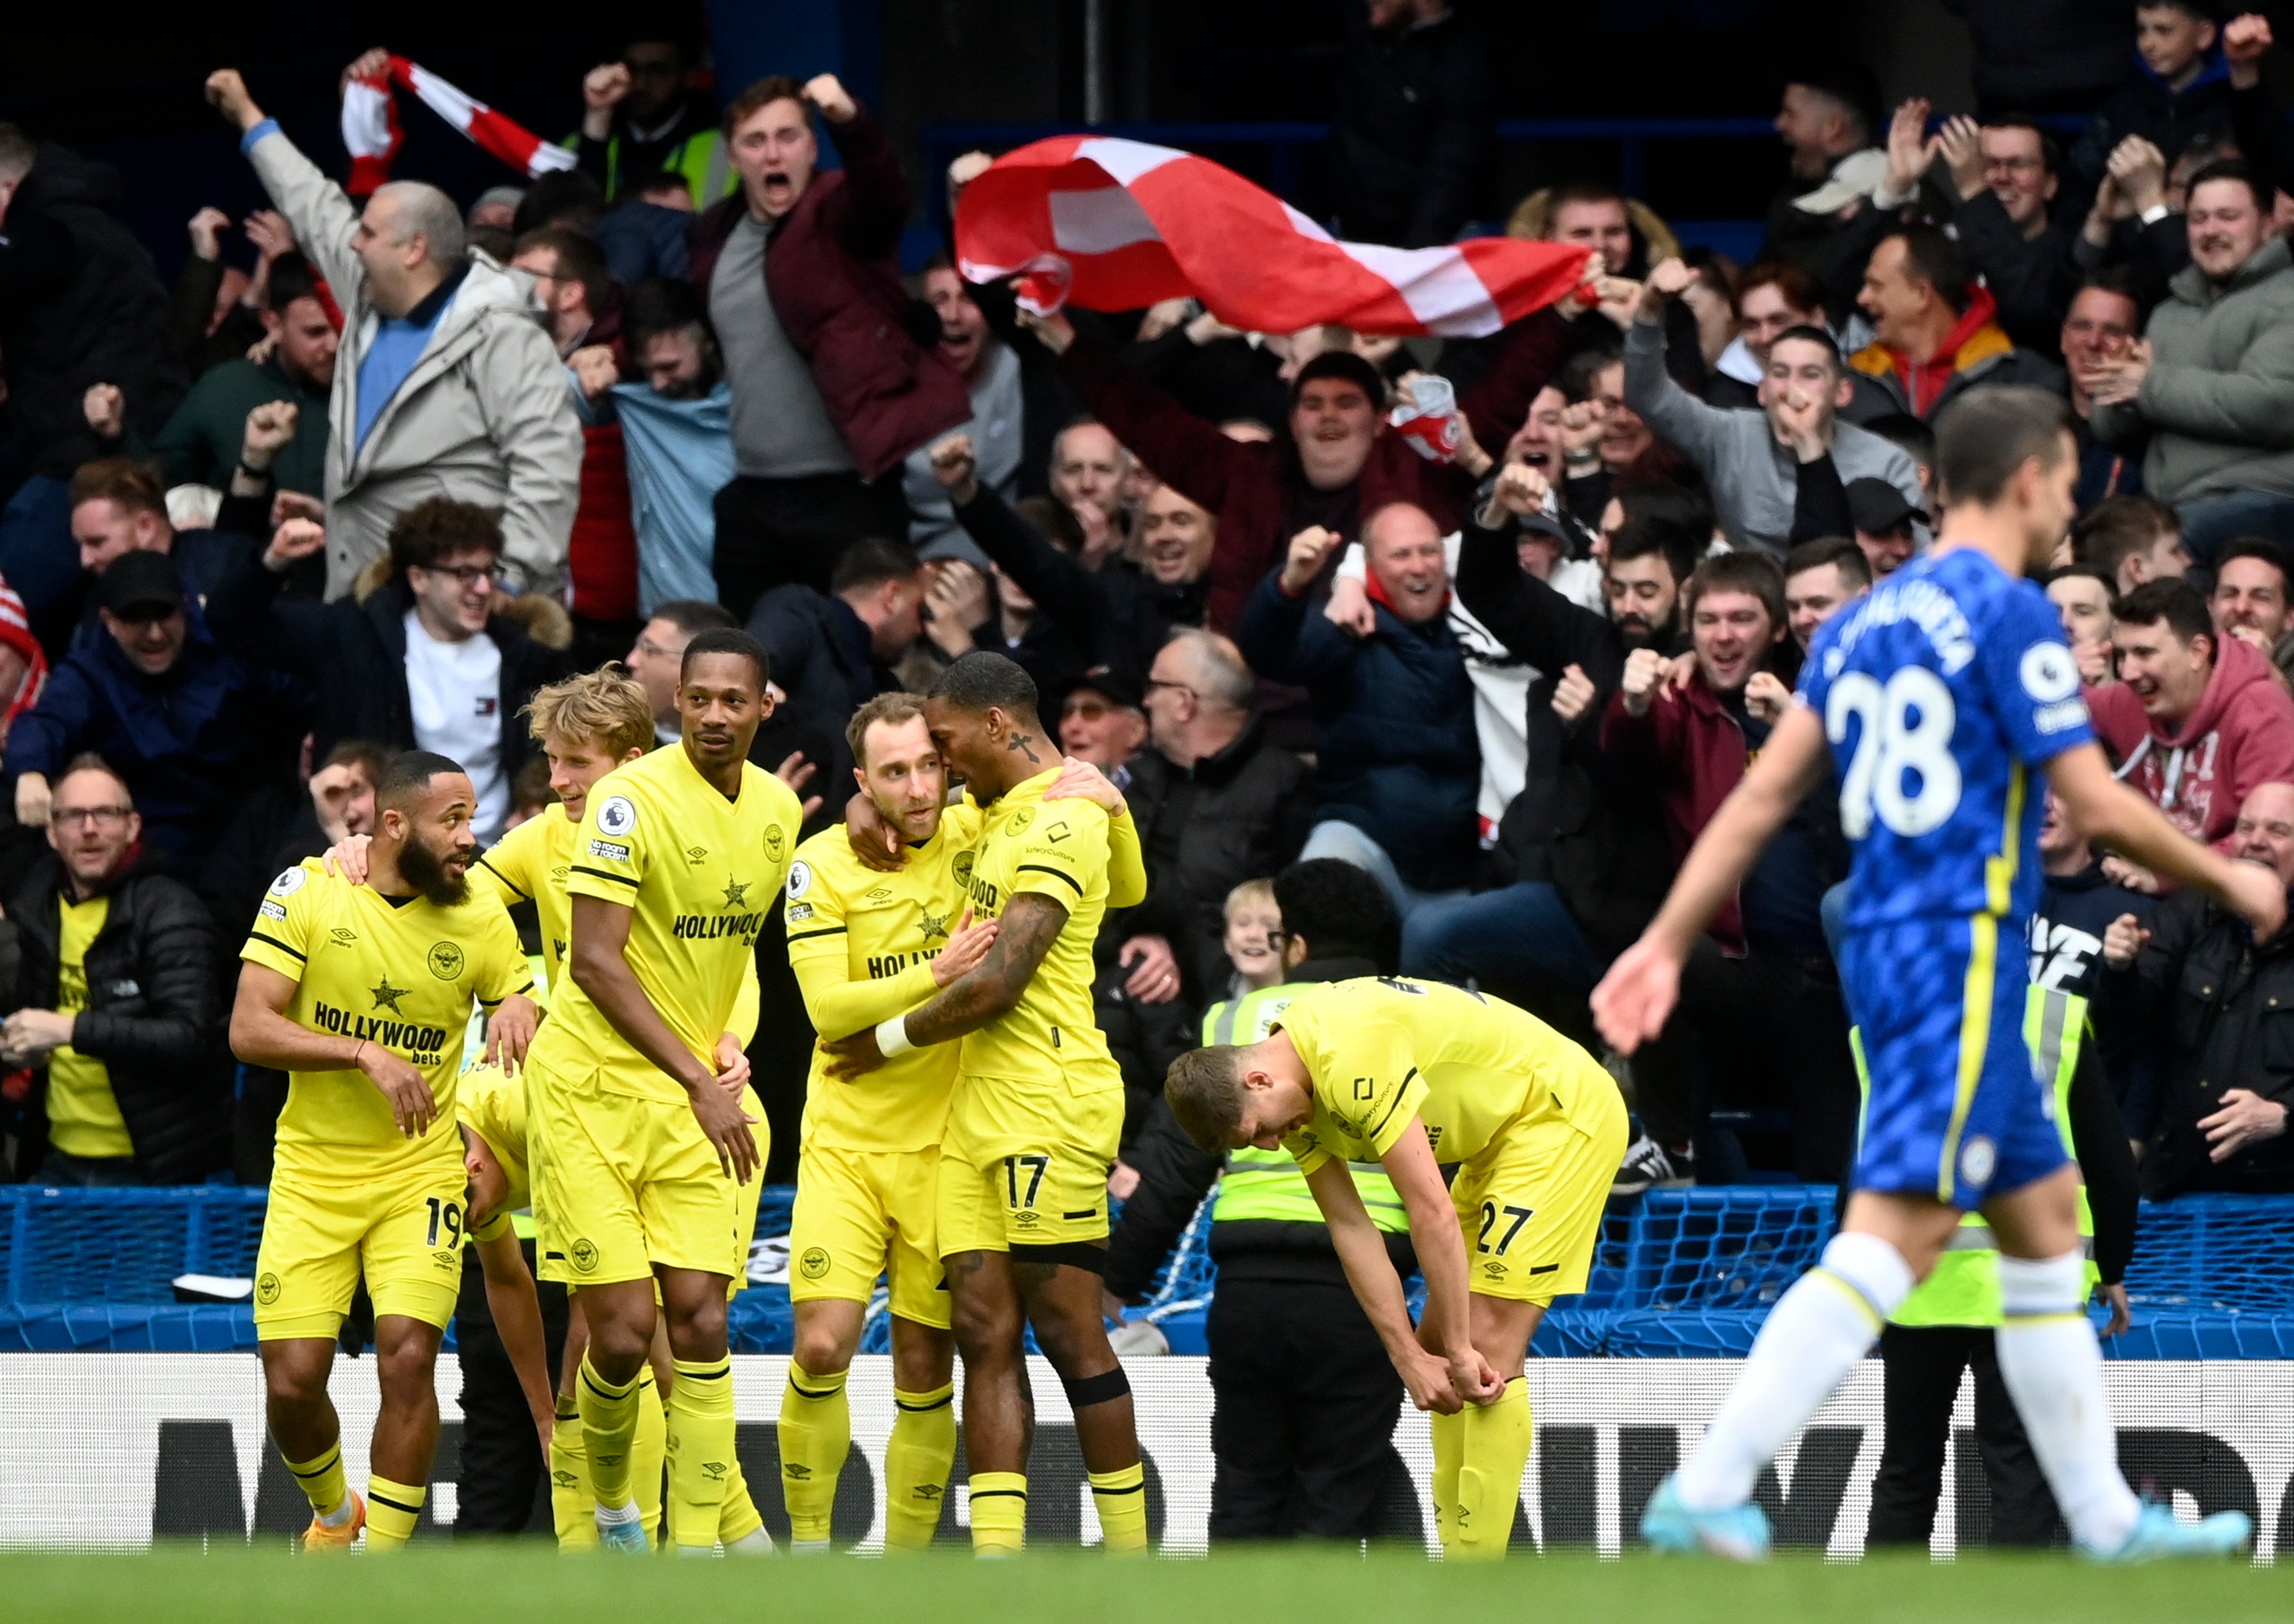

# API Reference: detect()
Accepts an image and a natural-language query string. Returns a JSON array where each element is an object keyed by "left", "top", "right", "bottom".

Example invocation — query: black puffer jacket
[
  {"left": 2116, "top": 886, "right": 2294, "bottom": 1196},
  {"left": 1108, "top": 722, "right": 1313, "bottom": 998},
  {"left": 0, "top": 145, "right": 185, "bottom": 473},
  {"left": 1330, "top": 6, "right": 1493, "bottom": 248},
  {"left": 1, "top": 850, "right": 230, "bottom": 1183},
  {"left": 746, "top": 583, "right": 896, "bottom": 836}
]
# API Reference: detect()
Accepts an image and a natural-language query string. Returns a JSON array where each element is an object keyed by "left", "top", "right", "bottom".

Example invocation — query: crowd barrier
[
  {"left": 1, "top": 1353, "right": 2287, "bottom": 1556},
  {"left": 4, "top": 1184, "right": 2292, "bottom": 1359}
]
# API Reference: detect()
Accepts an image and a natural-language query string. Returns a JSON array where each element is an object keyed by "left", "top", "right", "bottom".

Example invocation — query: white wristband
[{"left": 876, "top": 1016, "right": 916, "bottom": 1058}]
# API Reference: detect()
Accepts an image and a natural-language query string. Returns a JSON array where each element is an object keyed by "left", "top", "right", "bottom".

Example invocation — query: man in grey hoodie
[
  {"left": 205, "top": 69, "right": 580, "bottom": 602},
  {"left": 1625, "top": 257, "right": 1926, "bottom": 558},
  {"left": 2090, "top": 158, "right": 2294, "bottom": 567}
]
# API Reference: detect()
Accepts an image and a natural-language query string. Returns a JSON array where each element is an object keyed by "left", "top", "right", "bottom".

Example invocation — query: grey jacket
[
  {"left": 2093, "top": 235, "right": 2294, "bottom": 506},
  {"left": 1623, "top": 317, "right": 1926, "bottom": 556},
  {"left": 247, "top": 128, "right": 581, "bottom": 598}
]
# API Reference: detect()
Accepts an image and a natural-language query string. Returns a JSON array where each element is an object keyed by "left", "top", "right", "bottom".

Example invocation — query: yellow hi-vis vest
[
  {"left": 1201, "top": 982, "right": 1408, "bottom": 1235},
  {"left": 560, "top": 128, "right": 737, "bottom": 204},
  {"left": 1856, "top": 986, "right": 2099, "bottom": 1328}
]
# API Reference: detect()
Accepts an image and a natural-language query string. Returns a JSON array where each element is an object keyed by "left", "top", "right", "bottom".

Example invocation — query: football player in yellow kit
[
  {"left": 781, "top": 691, "right": 1141, "bottom": 1551},
  {"left": 231, "top": 752, "right": 540, "bottom": 1550},
  {"left": 330, "top": 668, "right": 774, "bottom": 1551},
  {"left": 524, "top": 630, "right": 800, "bottom": 1553},
  {"left": 826, "top": 653, "right": 1151, "bottom": 1555},
  {"left": 1165, "top": 976, "right": 1629, "bottom": 1560}
]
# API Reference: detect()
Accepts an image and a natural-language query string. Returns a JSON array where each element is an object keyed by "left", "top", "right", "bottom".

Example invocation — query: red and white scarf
[{"left": 341, "top": 56, "right": 577, "bottom": 193}]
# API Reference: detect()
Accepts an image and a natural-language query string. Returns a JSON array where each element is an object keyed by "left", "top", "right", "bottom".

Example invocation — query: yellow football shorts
[
  {"left": 788, "top": 1142, "right": 950, "bottom": 1327},
  {"left": 532, "top": 1058, "right": 768, "bottom": 1288},
  {"left": 937, "top": 1073, "right": 1121, "bottom": 1255},
  {"left": 254, "top": 1155, "right": 467, "bottom": 1339},
  {"left": 1450, "top": 1081, "right": 1627, "bottom": 1305}
]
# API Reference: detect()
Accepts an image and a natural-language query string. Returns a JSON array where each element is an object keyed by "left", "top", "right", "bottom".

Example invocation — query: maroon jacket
[
  {"left": 1600, "top": 667, "right": 1757, "bottom": 951},
  {"left": 688, "top": 107, "right": 968, "bottom": 480},
  {"left": 1059, "top": 309, "right": 1575, "bottom": 630},
  {"left": 2086, "top": 632, "right": 2294, "bottom": 846}
]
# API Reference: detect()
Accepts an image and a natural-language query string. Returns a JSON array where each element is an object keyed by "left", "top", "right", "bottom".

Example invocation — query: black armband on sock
[
  {"left": 1009, "top": 1239, "right": 1107, "bottom": 1275},
  {"left": 1062, "top": 1366, "right": 1131, "bottom": 1410}
]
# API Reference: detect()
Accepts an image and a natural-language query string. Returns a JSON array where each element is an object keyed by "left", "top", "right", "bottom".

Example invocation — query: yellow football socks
[
  {"left": 578, "top": 1354, "right": 644, "bottom": 1515},
  {"left": 362, "top": 1474, "right": 425, "bottom": 1551},
  {"left": 632, "top": 1368, "right": 667, "bottom": 1541},
  {"left": 1429, "top": 1406, "right": 1464, "bottom": 1549},
  {"left": 884, "top": 1383, "right": 958, "bottom": 1551},
  {"left": 969, "top": 1471, "right": 1027, "bottom": 1555},
  {"left": 777, "top": 1361, "right": 851, "bottom": 1547},
  {"left": 549, "top": 1406, "right": 596, "bottom": 1550},
  {"left": 1089, "top": 1463, "right": 1149, "bottom": 1553},
  {"left": 719, "top": 1448, "right": 771, "bottom": 1551},
  {"left": 1447, "top": 1378, "right": 1532, "bottom": 1562},
  {"left": 667, "top": 1356, "right": 737, "bottom": 1551},
  {"left": 283, "top": 1442, "right": 349, "bottom": 1522}
]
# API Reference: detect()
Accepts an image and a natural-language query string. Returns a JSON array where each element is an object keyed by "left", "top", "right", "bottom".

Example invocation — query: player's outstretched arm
[
  {"left": 567, "top": 894, "right": 760, "bottom": 1181},
  {"left": 229, "top": 960, "right": 437, "bottom": 1136},
  {"left": 822, "top": 893, "right": 1068, "bottom": 1078},
  {"left": 1305, "top": 1154, "right": 1462, "bottom": 1414},
  {"left": 1380, "top": 1123, "right": 1504, "bottom": 1406},
  {"left": 1591, "top": 703, "right": 1832, "bottom": 1054},
  {"left": 2049, "top": 744, "right": 2289, "bottom": 936},
  {"left": 473, "top": 1224, "right": 556, "bottom": 1456}
]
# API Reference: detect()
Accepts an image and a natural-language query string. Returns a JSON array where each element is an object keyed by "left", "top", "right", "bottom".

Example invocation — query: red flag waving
[{"left": 956, "top": 136, "right": 1591, "bottom": 338}]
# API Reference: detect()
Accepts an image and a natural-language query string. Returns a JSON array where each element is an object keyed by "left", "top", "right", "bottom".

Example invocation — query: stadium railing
[{"left": 5, "top": 1182, "right": 2290, "bottom": 1359}]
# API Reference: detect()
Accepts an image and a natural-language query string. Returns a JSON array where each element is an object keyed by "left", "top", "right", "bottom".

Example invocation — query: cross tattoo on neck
[{"left": 1005, "top": 731, "right": 1041, "bottom": 764}]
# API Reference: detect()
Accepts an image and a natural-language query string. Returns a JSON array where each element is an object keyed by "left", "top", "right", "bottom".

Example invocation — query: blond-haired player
[{"left": 331, "top": 667, "right": 771, "bottom": 1550}]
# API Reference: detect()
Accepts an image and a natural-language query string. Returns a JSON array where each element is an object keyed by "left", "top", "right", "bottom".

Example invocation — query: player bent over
[
  {"left": 1165, "top": 976, "right": 1627, "bottom": 1560},
  {"left": 825, "top": 654, "right": 1150, "bottom": 1555},
  {"left": 1594, "top": 387, "right": 2277, "bottom": 1562},
  {"left": 522, "top": 630, "right": 800, "bottom": 1552},
  {"left": 782, "top": 693, "right": 1138, "bottom": 1551},
  {"left": 231, "top": 752, "right": 539, "bottom": 1549}
]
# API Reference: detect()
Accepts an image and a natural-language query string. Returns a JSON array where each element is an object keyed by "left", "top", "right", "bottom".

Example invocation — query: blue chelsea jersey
[{"left": 1796, "top": 549, "right": 2095, "bottom": 935}]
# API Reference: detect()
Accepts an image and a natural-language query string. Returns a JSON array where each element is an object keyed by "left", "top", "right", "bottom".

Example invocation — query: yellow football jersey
[
  {"left": 471, "top": 805, "right": 575, "bottom": 991},
  {"left": 785, "top": 813, "right": 981, "bottom": 1155},
  {"left": 474, "top": 799, "right": 763, "bottom": 1037},
  {"left": 241, "top": 859, "right": 534, "bottom": 1180},
  {"left": 1274, "top": 976, "right": 1620, "bottom": 1175},
  {"left": 457, "top": 1065, "right": 531, "bottom": 1241},
  {"left": 954, "top": 767, "right": 1121, "bottom": 1089},
  {"left": 525, "top": 744, "right": 799, "bottom": 1099}
]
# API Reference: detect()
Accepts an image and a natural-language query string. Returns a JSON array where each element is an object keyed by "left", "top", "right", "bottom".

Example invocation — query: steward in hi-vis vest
[{"left": 1861, "top": 985, "right": 2140, "bottom": 1549}]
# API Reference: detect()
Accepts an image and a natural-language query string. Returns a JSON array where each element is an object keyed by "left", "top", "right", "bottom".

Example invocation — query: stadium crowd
[{"left": 1, "top": 0, "right": 2293, "bottom": 1555}]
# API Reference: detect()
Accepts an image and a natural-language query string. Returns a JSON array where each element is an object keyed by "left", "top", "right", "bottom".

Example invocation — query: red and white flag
[
  {"left": 342, "top": 56, "right": 577, "bottom": 192},
  {"left": 955, "top": 136, "right": 1591, "bottom": 338}
]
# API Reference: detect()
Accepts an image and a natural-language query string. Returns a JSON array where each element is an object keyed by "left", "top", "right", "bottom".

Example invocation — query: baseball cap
[
  {"left": 97, "top": 551, "right": 185, "bottom": 618},
  {"left": 1792, "top": 149, "right": 1892, "bottom": 216},
  {"left": 1847, "top": 477, "right": 1921, "bottom": 537},
  {"left": 1291, "top": 350, "right": 1388, "bottom": 412},
  {"left": 1053, "top": 664, "right": 1145, "bottom": 715}
]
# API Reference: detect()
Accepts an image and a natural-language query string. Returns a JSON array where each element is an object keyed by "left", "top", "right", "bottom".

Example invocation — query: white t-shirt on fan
[{"left": 402, "top": 610, "right": 507, "bottom": 841}]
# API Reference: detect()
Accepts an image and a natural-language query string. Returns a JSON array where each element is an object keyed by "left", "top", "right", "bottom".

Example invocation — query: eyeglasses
[
  {"left": 415, "top": 562, "right": 496, "bottom": 586},
  {"left": 1984, "top": 155, "right": 2045, "bottom": 174},
  {"left": 1143, "top": 677, "right": 1196, "bottom": 701},
  {"left": 52, "top": 806, "right": 131, "bottom": 828}
]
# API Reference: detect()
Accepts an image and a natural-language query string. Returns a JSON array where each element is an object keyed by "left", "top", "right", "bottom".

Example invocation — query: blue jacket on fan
[
  {"left": 2, "top": 617, "right": 307, "bottom": 875},
  {"left": 1235, "top": 566, "right": 1479, "bottom": 891}
]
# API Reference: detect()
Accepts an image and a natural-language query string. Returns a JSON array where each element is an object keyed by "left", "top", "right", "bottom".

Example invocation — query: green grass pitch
[{"left": 3, "top": 1546, "right": 2291, "bottom": 1624}]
